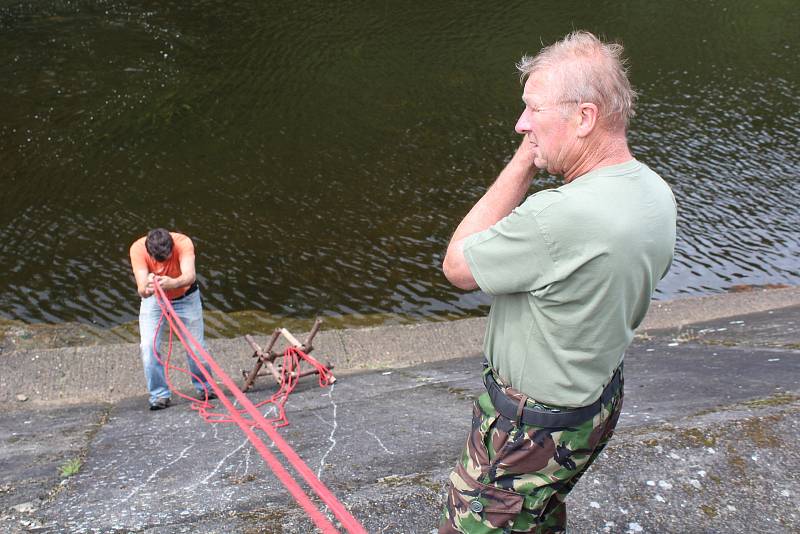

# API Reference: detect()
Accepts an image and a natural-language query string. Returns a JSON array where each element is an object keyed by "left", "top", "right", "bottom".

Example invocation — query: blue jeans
[{"left": 138, "top": 289, "right": 213, "bottom": 403}]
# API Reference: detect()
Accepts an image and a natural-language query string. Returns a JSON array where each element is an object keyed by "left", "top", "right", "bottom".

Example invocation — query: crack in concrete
[
  {"left": 201, "top": 439, "right": 249, "bottom": 485},
  {"left": 317, "top": 383, "right": 338, "bottom": 480},
  {"left": 243, "top": 444, "right": 252, "bottom": 478},
  {"left": 312, "top": 411, "right": 335, "bottom": 428},
  {"left": 44, "top": 403, "right": 114, "bottom": 505},
  {"left": 184, "top": 404, "right": 281, "bottom": 491},
  {"left": 121, "top": 443, "right": 195, "bottom": 504},
  {"left": 334, "top": 330, "right": 351, "bottom": 365},
  {"left": 366, "top": 430, "right": 394, "bottom": 455}
]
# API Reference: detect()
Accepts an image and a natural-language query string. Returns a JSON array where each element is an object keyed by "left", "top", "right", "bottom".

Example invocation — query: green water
[{"left": 1, "top": 1, "right": 798, "bottom": 337}]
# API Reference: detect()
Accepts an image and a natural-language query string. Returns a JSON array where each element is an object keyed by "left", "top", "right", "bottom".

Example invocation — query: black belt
[
  {"left": 171, "top": 281, "right": 199, "bottom": 301},
  {"left": 483, "top": 360, "right": 622, "bottom": 428}
]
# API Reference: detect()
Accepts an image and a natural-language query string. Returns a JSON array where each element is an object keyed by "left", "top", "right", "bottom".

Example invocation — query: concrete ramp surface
[{"left": 1, "top": 303, "right": 799, "bottom": 533}]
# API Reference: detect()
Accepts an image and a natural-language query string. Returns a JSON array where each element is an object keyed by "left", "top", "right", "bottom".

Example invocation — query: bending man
[
  {"left": 440, "top": 31, "right": 676, "bottom": 533},
  {"left": 130, "top": 228, "right": 216, "bottom": 411}
]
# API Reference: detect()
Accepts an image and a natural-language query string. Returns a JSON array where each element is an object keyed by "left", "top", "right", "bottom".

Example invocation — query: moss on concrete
[
  {"left": 738, "top": 416, "right": 782, "bottom": 447},
  {"left": 678, "top": 427, "right": 717, "bottom": 447},
  {"left": 700, "top": 504, "right": 718, "bottom": 518},
  {"left": 239, "top": 507, "right": 291, "bottom": 533},
  {"left": 728, "top": 454, "right": 747, "bottom": 470},
  {"left": 446, "top": 386, "right": 476, "bottom": 401},
  {"left": 0, "top": 318, "right": 137, "bottom": 352},
  {"left": 377, "top": 473, "right": 442, "bottom": 493},
  {"left": 744, "top": 393, "right": 798, "bottom": 408}
]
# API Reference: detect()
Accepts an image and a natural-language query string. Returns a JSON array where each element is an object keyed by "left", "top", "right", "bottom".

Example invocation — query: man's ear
[{"left": 576, "top": 103, "right": 598, "bottom": 138}]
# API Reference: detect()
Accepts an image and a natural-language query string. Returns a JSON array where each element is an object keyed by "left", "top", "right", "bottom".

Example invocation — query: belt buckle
[{"left": 531, "top": 402, "right": 562, "bottom": 414}]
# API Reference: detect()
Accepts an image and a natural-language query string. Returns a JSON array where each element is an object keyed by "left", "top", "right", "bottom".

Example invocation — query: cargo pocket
[
  {"left": 445, "top": 462, "right": 524, "bottom": 532},
  {"left": 466, "top": 395, "right": 516, "bottom": 470}
]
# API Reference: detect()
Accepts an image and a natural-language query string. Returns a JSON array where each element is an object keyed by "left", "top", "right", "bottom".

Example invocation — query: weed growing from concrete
[{"left": 59, "top": 458, "right": 82, "bottom": 478}]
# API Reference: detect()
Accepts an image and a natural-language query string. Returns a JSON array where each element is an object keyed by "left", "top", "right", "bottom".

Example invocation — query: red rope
[{"left": 151, "top": 281, "right": 366, "bottom": 534}]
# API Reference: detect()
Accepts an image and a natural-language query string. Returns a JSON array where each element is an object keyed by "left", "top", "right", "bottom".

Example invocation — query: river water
[{"left": 1, "top": 1, "right": 798, "bottom": 337}]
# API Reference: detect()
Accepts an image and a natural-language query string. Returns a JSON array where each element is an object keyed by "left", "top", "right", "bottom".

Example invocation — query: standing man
[
  {"left": 440, "top": 32, "right": 676, "bottom": 533},
  {"left": 130, "top": 228, "right": 216, "bottom": 411}
]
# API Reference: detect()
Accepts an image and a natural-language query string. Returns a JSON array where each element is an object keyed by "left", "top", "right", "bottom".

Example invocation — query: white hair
[{"left": 517, "top": 31, "right": 637, "bottom": 130}]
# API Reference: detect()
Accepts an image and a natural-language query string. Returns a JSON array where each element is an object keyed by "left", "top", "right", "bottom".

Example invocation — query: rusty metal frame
[{"left": 240, "top": 318, "right": 335, "bottom": 392}]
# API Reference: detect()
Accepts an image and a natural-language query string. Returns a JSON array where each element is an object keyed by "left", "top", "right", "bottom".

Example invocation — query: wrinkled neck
[{"left": 563, "top": 132, "right": 633, "bottom": 183}]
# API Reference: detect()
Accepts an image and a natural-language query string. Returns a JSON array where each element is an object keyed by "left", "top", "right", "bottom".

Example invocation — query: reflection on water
[{"left": 0, "top": 1, "right": 798, "bottom": 336}]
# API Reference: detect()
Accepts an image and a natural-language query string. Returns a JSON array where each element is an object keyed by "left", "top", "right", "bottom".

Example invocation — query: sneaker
[
  {"left": 149, "top": 397, "right": 171, "bottom": 411},
  {"left": 194, "top": 389, "right": 217, "bottom": 401}
]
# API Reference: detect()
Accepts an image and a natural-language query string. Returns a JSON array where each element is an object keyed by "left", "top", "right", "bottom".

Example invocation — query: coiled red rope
[{"left": 151, "top": 280, "right": 366, "bottom": 534}]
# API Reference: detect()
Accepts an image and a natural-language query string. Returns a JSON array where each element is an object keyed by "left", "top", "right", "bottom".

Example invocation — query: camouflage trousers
[{"left": 439, "top": 374, "right": 623, "bottom": 533}]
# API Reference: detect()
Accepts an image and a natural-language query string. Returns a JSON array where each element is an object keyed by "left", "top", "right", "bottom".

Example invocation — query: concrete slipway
[{"left": 1, "top": 287, "right": 799, "bottom": 533}]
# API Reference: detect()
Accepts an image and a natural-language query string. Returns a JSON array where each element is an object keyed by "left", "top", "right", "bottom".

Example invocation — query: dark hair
[{"left": 145, "top": 228, "right": 174, "bottom": 261}]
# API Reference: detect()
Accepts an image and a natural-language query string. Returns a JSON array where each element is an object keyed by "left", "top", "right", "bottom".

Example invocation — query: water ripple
[{"left": 0, "top": 1, "right": 798, "bottom": 332}]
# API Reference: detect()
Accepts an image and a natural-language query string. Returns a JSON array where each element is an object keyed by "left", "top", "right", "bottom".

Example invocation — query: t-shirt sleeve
[{"left": 462, "top": 196, "right": 559, "bottom": 296}]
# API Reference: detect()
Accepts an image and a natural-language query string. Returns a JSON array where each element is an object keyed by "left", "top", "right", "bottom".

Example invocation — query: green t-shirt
[{"left": 463, "top": 159, "right": 676, "bottom": 407}]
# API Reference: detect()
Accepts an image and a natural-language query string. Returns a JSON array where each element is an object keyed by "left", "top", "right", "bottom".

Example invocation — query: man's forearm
[
  {"left": 133, "top": 269, "right": 153, "bottom": 298},
  {"left": 170, "top": 273, "right": 195, "bottom": 287},
  {"left": 449, "top": 146, "right": 536, "bottom": 243},
  {"left": 442, "top": 141, "right": 537, "bottom": 289},
  {"left": 157, "top": 273, "right": 195, "bottom": 291}
]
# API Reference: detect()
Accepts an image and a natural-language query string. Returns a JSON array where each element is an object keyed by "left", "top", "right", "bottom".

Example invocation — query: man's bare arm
[
  {"left": 156, "top": 253, "right": 196, "bottom": 291},
  {"left": 133, "top": 267, "right": 155, "bottom": 298},
  {"left": 442, "top": 140, "right": 537, "bottom": 290}
]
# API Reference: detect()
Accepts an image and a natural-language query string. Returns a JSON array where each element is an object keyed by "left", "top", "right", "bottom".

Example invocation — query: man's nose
[{"left": 515, "top": 109, "right": 531, "bottom": 134}]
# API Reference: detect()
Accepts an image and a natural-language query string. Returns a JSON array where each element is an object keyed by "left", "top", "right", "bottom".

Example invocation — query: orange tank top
[{"left": 129, "top": 232, "right": 195, "bottom": 299}]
